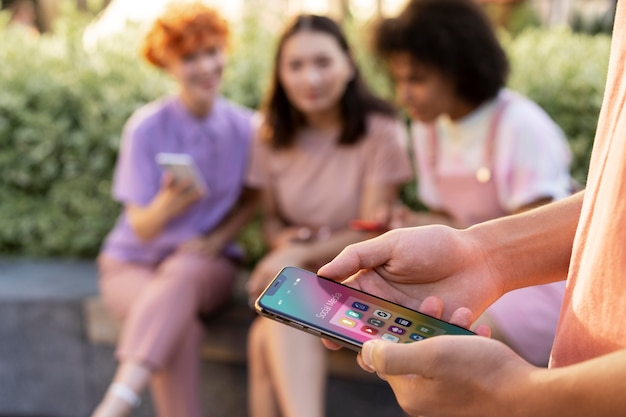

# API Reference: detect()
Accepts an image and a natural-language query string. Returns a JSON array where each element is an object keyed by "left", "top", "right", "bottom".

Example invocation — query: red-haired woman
[{"left": 91, "top": 3, "right": 257, "bottom": 417}]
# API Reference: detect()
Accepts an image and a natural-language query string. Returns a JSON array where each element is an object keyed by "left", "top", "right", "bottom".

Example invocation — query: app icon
[
  {"left": 360, "top": 326, "right": 379, "bottom": 336},
  {"left": 373, "top": 309, "right": 392, "bottom": 320},
  {"left": 394, "top": 317, "right": 412, "bottom": 327},
  {"left": 409, "top": 333, "right": 425, "bottom": 341},
  {"left": 416, "top": 325, "right": 435, "bottom": 335},
  {"left": 339, "top": 317, "right": 357, "bottom": 328},
  {"left": 352, "top": 302, "right": 369, "bottom": 311},
  {"left": 367, "top": 317, "right": 384, "bottom": 327},
  {"left": 388, "top": 325, "right": 406, "bottom": 335},
  {"left": 381, "top": 333, "right": 400, "bottom": 343},
  {"left": 346, "top": 310, "right": 362, "bottom": 319}
]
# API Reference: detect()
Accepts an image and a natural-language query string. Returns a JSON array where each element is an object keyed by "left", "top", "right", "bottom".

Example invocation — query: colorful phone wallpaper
[{"left": 256, "top": 266, "right": 474, "bottom": 347}]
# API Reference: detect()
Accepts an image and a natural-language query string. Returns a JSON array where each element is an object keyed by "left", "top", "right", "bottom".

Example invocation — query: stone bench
[
  {"left": 83, "top": 269, "right": 379, "bottom": 380},
  {"left": 0, "top": 258, "right": 404, "bottom": 417}
]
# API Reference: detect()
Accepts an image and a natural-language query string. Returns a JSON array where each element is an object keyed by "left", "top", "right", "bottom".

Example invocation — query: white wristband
[{"left": 109, "top": 383, "right": 141, "bottom": 408}]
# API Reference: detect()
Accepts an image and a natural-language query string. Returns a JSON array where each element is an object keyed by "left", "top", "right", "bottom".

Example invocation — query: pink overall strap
[
  {"left": 428, "top": 94, "right": 512, "bottom": 181},
  {"left": 483, "top": 94, "right": 511, "bottom": 169}
]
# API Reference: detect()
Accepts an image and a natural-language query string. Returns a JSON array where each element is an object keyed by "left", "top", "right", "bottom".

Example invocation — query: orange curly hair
[{"left": 142, "top": 2, "right": 229, "bottom": 68}]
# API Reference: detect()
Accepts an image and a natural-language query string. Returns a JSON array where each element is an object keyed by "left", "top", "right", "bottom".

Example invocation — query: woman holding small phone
[
  {"left": 244, "top": 15, "right": 413, "bottom": 417},
  {"left": 92, "top": 3, "right": 258, "bottom": 417}
]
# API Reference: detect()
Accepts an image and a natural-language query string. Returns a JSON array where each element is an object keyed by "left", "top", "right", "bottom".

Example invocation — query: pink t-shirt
[
  {"left": 411, "top": 89, "right": 573, "bottom": 215},
  {"left": 550, "top": 2, "right": 626, "bottom": 367},
  {"left": 246, "top": 113, "right": 413, "bottom": 230}
]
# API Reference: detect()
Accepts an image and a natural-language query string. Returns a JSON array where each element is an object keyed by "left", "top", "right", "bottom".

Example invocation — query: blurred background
[
  {"left": 0, "top": 0, "right": 616, "bottom": 262},
  {"left": 0, "top": 1, "right": 617, "bottom": 416}
]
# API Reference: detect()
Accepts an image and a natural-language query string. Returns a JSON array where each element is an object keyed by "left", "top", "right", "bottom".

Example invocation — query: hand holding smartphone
[
  {"left": 156, "top": 152, "right": 208, "bottom": 194},
  {"left": 255, "top": 266, "right": 474, "bottom": 351}
]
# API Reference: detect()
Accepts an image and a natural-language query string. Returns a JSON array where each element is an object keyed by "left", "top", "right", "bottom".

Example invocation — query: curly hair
[
  {"left": 261, "top": 14, "right": 396, "bottom": 149},
  {"left": 374, "top": 0, "right": 509, "bottom": 105},
  {"left": 141, "top": 2, "right": 229, "bottom": 68}
]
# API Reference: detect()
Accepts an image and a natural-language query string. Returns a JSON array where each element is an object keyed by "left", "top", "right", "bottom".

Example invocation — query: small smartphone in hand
[
  {"left": 255, "top": 266, "right": 474, "bottom": 352},
  {"left": 156, "top": 152, "right": 207, "bottom": 193}
]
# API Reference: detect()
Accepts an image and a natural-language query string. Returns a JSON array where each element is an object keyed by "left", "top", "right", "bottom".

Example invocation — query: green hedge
[
  {"left": 503, "top": 27, "right": 611, "bottom": 183},
  {"left": 0, "top": 14, "right": 611, "bottom": 259}
]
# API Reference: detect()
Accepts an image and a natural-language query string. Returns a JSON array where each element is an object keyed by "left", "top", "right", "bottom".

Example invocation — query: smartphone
[
  {"left": 255, "top": 266, "right": 474, "bottom": 351},
  {"left": 156, "top": 152, "right": 207, "bottom": 193}
]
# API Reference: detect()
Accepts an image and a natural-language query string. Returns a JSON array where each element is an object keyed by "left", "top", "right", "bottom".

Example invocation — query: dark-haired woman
[
  {"left": 375, "top": 0, "right": 573, "bottom": 367},
  {"left": 245, "top": 14, "right": 412, "bottom": 417}
]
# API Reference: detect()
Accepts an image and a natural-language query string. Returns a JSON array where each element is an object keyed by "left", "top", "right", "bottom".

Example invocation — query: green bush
[
  {"left": 503, "top": 27, "right": 611, "bottom": 184},
  {"left": 0, "top": 20, "right": 172, "bottom": 257},
  {"left": 0, "top": 13, "right": 612, "bottom": 259}
]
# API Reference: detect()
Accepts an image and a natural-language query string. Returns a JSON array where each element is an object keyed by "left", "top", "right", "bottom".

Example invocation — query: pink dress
[{"left": 412, "top": 90, "right": 572, "bottom": 366}]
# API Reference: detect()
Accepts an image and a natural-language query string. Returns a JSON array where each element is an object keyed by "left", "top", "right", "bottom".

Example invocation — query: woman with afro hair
[{"left": 375, "top": 0, "right": 574, "bottom": 367}]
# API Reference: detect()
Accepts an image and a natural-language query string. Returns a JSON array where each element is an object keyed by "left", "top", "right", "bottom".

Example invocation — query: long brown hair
[{"left": 261, "top": 14, "right": 396, "bottom": 149}]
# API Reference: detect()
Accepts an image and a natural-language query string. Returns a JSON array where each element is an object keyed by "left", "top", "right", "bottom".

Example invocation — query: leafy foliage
[
  {"left": 503, "top": 27, "right": 611, "bottom": 184},
  {"left": 0, "top": 12, "right": 611, "bottom": 260},
  {"left": 0, "top": 19, "right": 172, "bottom": 256}
]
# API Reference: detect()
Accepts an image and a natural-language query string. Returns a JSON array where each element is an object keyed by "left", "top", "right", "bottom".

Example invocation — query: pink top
[
  {"left": 412, "top": 89, "right": 573, "bottom": 222},
  {"left": 551, "top": 1, "right": 626, "bottom": 367},
  {"left": 246, "top": 113, "right": 413, "bottom": 230}
]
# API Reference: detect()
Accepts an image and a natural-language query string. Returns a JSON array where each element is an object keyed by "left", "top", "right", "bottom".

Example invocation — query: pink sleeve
[
  {"left": 494, "top": 99, "right": 573, "bottom": 211},
  {"left": 363, "top": 115, "right": 413, "bottom": 185},
  {"left": 246, "top": 131, "right": 271, "bottom": 189},
  {"left": 411, "top": 122, "right": 441, "bottom": 210}
]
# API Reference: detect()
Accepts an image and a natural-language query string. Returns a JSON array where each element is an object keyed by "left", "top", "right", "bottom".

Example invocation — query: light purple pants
[{"left": 97, "top": 250, "right": 237, "bottom": 417}]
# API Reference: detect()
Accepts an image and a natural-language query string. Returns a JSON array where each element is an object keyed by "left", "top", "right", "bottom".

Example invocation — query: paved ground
[
  {"left": 0, "top": 257, "right": 405, "bottom": 417},
  {"left": 0, "top": 257, "right": 107, "bottom": 417},
  {"left": 0, "top": 257, "right": 99, "bottom": 301}
]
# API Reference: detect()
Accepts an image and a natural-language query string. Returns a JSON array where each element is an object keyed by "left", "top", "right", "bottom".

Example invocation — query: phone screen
[{"left": 255, "top": 266, "right": 474, "bottom": 350}]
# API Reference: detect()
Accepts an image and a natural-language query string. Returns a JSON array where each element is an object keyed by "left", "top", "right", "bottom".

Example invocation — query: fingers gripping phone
[
  {"left": 255, "top": 266, "right": 474, "bottom": 351},
  {"left": 156, "top": 152, "right": 208, "bottom": 193}
]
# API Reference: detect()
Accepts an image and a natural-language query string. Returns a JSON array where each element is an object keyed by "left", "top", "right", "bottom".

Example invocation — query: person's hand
[
  {"left": 125, "top": 173, "right": 206, "bottom": 242},
  {"left": 359, "top": 335, "right": 537, "bottom": 417},
  {"left": 180, "top": 232, "right": 225, "bottom": 257},
  {"left": 153, "top": 172, "right": 204, "bottom": 220},
  {"left": 246, "top": 245, "right": 310, "bottom": 305},
  {"left": 385, "top": 203, "right": 413, "bottom": 229},
  {"left": 318, "top": 225, "right": 504, "bottom": 323},
  {"left": 272, "top": 227, "right": 313, "bottom": 248}
]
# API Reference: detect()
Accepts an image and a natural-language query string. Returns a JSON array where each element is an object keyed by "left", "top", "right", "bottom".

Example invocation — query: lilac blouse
[{"left": 101, "top": 96, "right": 253, "bottom": 264}]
